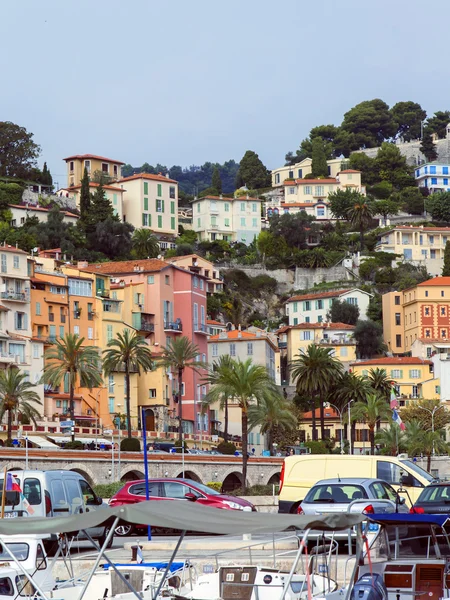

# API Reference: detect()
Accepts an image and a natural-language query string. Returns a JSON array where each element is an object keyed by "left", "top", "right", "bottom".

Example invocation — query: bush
[
  {"left": 231, "top": 484, "right": 274, "bottom": 496},
  {"left": 120, "top": 437, "right": 141, "bottom": 452},
  {"left": 206, "top": 481, "right": 222, "bottom": 492},
  {"left": 305, "top": 441, "right": 331, "bottom": 454},
  {"left": 94, "top": 482, "right": 124, "bottom": 498},
  {"left": 174, "top": 439, "right": 188, "bottom": 451},
  {"left": 217, "top": 441, "right": 237, "bottom": 455},
  {"left": 64, "top": 441, "right": 84, "bottom": 450}
]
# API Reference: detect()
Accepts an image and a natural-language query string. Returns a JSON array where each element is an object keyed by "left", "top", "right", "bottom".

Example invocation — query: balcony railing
[
  {"left": 141, "top": 322, "right": 155, "bottom": 332},
  {"left": 1, "top": 291, "right": 28, "bottom": 302},
  {"left": 194, "top": 323, "right": 208, "bottom": 334},
  {"left": 96, "top": 289, "right": 110, "bottom": 299},
  {"left": 278, "top": 341, "right": 287, "bottom": 349},
  {"left": 164, "top": 320, "right": 183, "bottom": 332}
]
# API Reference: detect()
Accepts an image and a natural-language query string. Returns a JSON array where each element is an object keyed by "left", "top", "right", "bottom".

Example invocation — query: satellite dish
[{"left": 32, "top": 247, "right": 38, "bottom": 252}]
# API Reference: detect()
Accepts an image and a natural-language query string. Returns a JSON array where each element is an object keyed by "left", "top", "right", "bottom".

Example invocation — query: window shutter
[
  {"left": 14, "top": 312, "right": 18, "bottom": 330},
  {"left": 162, "top": 200, "right": 165, "bottom": 213},
  {"left": 23, "top": 314, "right": 28, "bottom": 330}
]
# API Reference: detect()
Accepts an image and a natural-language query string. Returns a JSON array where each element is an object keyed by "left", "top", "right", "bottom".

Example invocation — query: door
[
  {"left": 416, "top": 565, "right": 443, "bottom": 600},
  {"left": 145, "top": 409, "right": 155, "bottom": 431}
]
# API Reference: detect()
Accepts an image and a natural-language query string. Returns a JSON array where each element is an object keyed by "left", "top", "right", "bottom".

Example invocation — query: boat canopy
[
  {"left": 0, "top": 500, "right": 365, "bottom": 536},
  {"left": 369, "top": 513, "right": 449, "bottom": 527}
]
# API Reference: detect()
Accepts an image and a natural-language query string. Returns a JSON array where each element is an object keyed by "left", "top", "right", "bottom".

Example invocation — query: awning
[
  {"left": 48, "top": 436, "right": 112, "bottom": 445},
  {"left": 26, "top": 436, "right": 59, "bottom": 449},
  {"left": 369, "top": 514, "right": 449, "bottom": 527},
  {"left": 0, "top": 500, "right": 365, "bottom": 536}
]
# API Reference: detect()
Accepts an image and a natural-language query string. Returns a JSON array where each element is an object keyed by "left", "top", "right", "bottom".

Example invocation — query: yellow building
[
  {"left": 280, "top": 322, "right": 356, "bottom": 385},
  {"left": 63, "top": 154, "right": 125, "bottom": 188},
  {"left": 271, "top": 157, "right": 344, "bottom": 187},
  {"left": 60, "top": 182, "right": 125, "bottom": 221},
  {"left": 350, "top": 357, "right": 438, "bottom": 404},
  {"left": 376, "top": 225, "right": 450, "bottom": 276},
  {"left": 165, "top": 254, "right": 224, "bottom": 294}
]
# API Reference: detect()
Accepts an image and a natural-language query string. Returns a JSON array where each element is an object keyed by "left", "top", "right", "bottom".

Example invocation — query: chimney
[
  {"left": 220, "top": 194, "right": 223, "bottom": 199},
  {"left": 238, "top": 324, "right": 241, "bottom": 331},
  {"left": 238, "top": 332, "right": 242, "bottom": 338},
  {"left": 231, "top": 324, "right": 236, "bottom": 331}
]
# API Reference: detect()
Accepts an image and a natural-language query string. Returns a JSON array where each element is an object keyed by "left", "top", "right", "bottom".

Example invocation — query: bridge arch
[
  {"left": 6, "top": 462, "right": 25, "bottom": 471},
  {"left": 266, "top": 470, "right": 281, "bottom": 486},
  {"left": 68, "top": 464, "right": 96, "bottom": 486},
  {"left": 175, "top": 469, "right": 202, "bottom": 483},
  {"left": 221, "top": 470, "right": 244, "bottom": 493},
  {"left": 120, "top": 469, "right": 145, "bottom": 482}
]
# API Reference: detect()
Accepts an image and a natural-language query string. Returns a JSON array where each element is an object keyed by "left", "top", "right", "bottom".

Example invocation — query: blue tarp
[
  {"left": 102, "top": 562, "right": 185, "bottom": 572},
  {"left": 369, "top": 514, "right": 449, "bottom": 527}
]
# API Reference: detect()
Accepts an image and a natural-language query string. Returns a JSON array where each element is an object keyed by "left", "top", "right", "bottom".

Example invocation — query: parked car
[
  {"left": 109, "top": 478, "right": 256, "bottom": 536},
  {"left": 411, "top": 482, "right": 450, "bottom": 514},
  {"left": 298, "top": 477, "right": 408, "bottom": 515}
]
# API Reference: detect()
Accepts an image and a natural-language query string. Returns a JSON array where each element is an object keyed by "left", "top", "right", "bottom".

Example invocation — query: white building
[
  {"left": 415, "top": 162, "right": 450, "bottom": 193},
  {"left": 192, "top": 195, "right": 262, "bottom": 245},
  {"left": 9, "top": 204, "right": 79, "bottom": 227},
  {"left": 285, "top": 288, "right": 372, "bottom": 325}
]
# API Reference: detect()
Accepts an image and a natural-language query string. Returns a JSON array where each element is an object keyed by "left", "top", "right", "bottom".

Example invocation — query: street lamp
[
  {"left": 345, "top": 400, "right": 355, "bottom": 455},
  {"left": 117, "top": 404, "right": 122, "bottom": 480},
  {"left": 418, "top": 404, "right": 446, "bottom": 455},
  {"left": 325, "top": 403, "right": 344, "bottom": 454},
  {"left": 95, "top": 382, "right": 115, "bottom": 449}
]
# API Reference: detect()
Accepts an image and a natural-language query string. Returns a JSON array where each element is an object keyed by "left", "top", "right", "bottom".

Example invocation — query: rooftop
[
  {"left": 287, "top": 289, "right": 351, "bottom": 302},
  {"left": 67, "top": 182, "right": 125, "bottom": 192},
  {"left": 351, "top": 357, "right": 432, "bottom": 366},
  {"left": 9, "top": 204, "right": 79, "bottom": 218},
  {"left": 194, "top": 195, "right": 261, "bottom": 202},
  {"left": 339, "top": 169, "right": 361, "bottom": 174},
  {"left": 287, "top": 322, "right": 355, "bottom": 331},
  {"left": 417, "top": 277, "right": 450, "bottom": 287},
  {"left": 118, "top": 172, "right": 178, "bottom": 184},
  {"left": 284, "top": 178, "right": 337, "bottom": 186},
  {"left": 63, "top": 154, "right": 125, "bottom": 165},
  {"left": 83, "top": 259, "right": 169, "bottom": 275},
  {"left": 0, "top": 244, "right": 27, "bottom": 255}
]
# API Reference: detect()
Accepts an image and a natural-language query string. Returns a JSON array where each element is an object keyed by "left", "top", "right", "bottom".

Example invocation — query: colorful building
[
  {"left": 415, "top": 161, "right": 450, "bottom": 193},
  {"left": 286, "top": 288, "right": 372, "bottom": 325},
  {"left": 271, "top": 157, "right": 345, "bottom": 187},
  {"left": 59, "top": 182, "right": 125, "bottom": 220},
  {"left": 63, "top": 154, "right": 124, "bottom": 188},
  {"left": 165, "top": 254, "right": 224, "bottom": 294}
]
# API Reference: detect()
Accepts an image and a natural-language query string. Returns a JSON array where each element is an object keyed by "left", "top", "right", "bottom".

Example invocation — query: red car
[{"left": 109, "top": 478, "right": 256, "bottom": 536}]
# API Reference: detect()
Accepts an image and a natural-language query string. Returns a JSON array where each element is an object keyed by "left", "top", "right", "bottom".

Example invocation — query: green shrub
[
  {"left": 217, "top": 441, "right": 237, "bottom": 455},
  {"left": 120, "top": 438, "right": 141, "bottom": 452},
  {"left": 305, "top": 440, "right": 331, "bottom": 454},
  {"left": 174, "top": 439, "right": 188, "bottom": 451},
  {"left": 206, "top": 481, "right": 222, "bottom": 492},
  {"left": 0, "top": 182, "right": 24, "bottom": 205},
  {"left": 231, "top": 484, "right": 274, "bottom": 496},
  {"left": 94, "top": 482, "right": 124, "bottom": 498},
  {"left": 65, "top": 441, "right": 84, "bottom": 450}
]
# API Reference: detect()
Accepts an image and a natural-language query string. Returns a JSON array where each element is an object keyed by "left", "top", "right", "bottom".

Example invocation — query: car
[
  {"left": 109, "top": 478, "right": 256, "bottom": 536},
  {"left": 411, "top": 482, "right": 450, "bottom": 514},
  {"left": 298, "top": 477, "right": 408, "bottom": 516}
]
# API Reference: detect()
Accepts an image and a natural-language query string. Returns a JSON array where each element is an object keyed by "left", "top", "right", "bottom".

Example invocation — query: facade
[
  {"left": 9, "top": 205, "right": 79, "bottom": 227},
  {"left": 350, "top": 357, "right": 437, "bottom": 403},
  {"left": 281, "top": 322, "right": 356, "bottom": 385},
  {"left": 192, "top": 195, "right": 262, "bottom": 245},
  {"left": 277, "top": 171, "right": 365, "bottom": 220},
  {"left": 376, "top": 225, "right": 450, "bottom": 276},
  {"left": 415, "top": 162, "right": 450, "bottom": 193},
  {"left": 60, "top": 183, "right": 124, "bottom": 220},
  {"left": 207, "top": 320, "right": 227, "bottom": 335},
  {"left": 165, "top": 254, "right": 223, "bottom": 294},
  {"left": 271, "top": 157, "right": 344, "bottom": 187},
  {"left": 286, "top": 288, "right": 372, "bottom": 325},
  {"left": 63, "top": 154, "right": 125, "bottom": 188},
  {"left": 116, "top": 173, "right": 178, "bottom": 238}
]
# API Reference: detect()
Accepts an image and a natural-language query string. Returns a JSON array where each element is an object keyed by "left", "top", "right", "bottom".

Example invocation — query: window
[
  {"left": 252, "top": 218, "right": 257, "bottom": 227},
  {"left": 32, "top": 344, "right": 40, "bottom": 359},
  {"left": 346, "top": 297, "right": 358, "bottom": 305},
  {"left": 142, "top": 213, "right": 149, "bottom": 226},
  {"left": 106, "top": 325, "right": 113, "bottom": 342},
  {"left": 395, "top": 313, "right": 401, "bottom": 326},
  {"left": 197, "top": 217, "right": 201, "bottom": 227},
  {"left": 376, "top": 461, "right": 415, "bottom": 486},
  {"left": 298, "top": 168, "right": 302, "bottom": 178},
  {"left": 318, "top": 315, "right": 323, "bottom": 323},
  {"left": 0, "top": 254, "right": 6, "bottom": 273},
  {"left": 35, "top": 302, "right": 41, "bottom": 316},
  {"left": 431, "top": 178, "right": 438, "bottom": 185},
  {"left": 170, "top": 186, "right": 176, "bottom": 199},
  {"left": 15, "top": 312, "right": 26, "bottom": 330},
  {"left": 147, "top": 275, "right": 154, "bottom": 284},
  {"left": 240, "top": 217, "right": 246, "bottom": 226},
  {"left": 108, "top": 374, "right": 114, "bottom": 394},
  {"left": 429, "top": 235, "right": 434, "bottom": 244},
  {"left": 212, "top": 343, "right": 218, "bottom": 357},
  {"left": 229, "top": 343, "right": 236, "bottom": 356},
  {"left": 88, "top": 327, "right": 93, "bottom": 340},
  {"left": 211, "top": 216, "right": 217, "bottom": 227},
  {"left": 314, "top": 186, "right": 325, "bottom": 196},
  {"left": 441, "top": 307, "right": 446, "bottom": 316},
  {"left": 293, "top": 317, "right": 298, "bottom": 325},
  {"left": 157, "top": 183, "right": 162, "bottom": 197},
  {"left": 224, "top": 203, "right": 229, "bottom": 212},
  {"left": 303, "top": 301, "right": 311, "bottom": 311},
  {"left": 444, "top": 167, "right": 449, "bottom": 175},
  {"left": 430, "top": 166, "right": 437, "bottom": 175},
  {"left": 424, "top": 307, "right": 430, "bottom": 316},
  {"left": 315, "top": 299, "right": 323, "bottom": 309},
  {"left": 395, "top": 334, "right": 402, "bottom": 347},
  {"left": 394, "top": 295, "right": 400, "bottom": 305},
  {"left": 317, "top": 206, "right": 325, "bottom": 217},
  {"left": 59, "top": 326, "right": 64, "bottom": 338},
  {"left": 409, "top": 369, "right": 421, "bottom": 378},
  {"left": 275, "top": 173, "right": 280, "bottom": 184},
  {"left": 165, "top": 275, "right": 170, "bottom": 285},
  {"left": 171, "top": 217, "right": 175, "bottom": 230},
  {"left": 404, "top": 249, "right": 412, "bottom": 259},
  {"left": 340, "top": 346, "right": 348, "bottom": 357},
  {"left": 301, "top": 331, "right": 312, "bottom": 341},
  {"left": 252, "top": 203, "right": 257, "bottom": 212},
  {"left": 108, "top": 397, "right": 114, "bottom": 413},
  {"left": 288, "top": 187, "right": 296, "bottom": 195},
  {"left": 442, "top": 291, "right": 445, "bottom": 297},
  {"left": 158, "top": 215, "right": 162, "bottom": 228},
  {"left": 68, "top": 278, "right": 92, "bottom": 297},
  {"left": 390, "top": 369, "right": 403, "bottom": 378},
  {"left": 247, "top": 342, "right": 253, "bottom": 355},
  {"left": 240, "top": 202, "right": 245, "bottom": 211},
  {"left": 445, "top": 179, "right": 449, "bottom": 186},
  {"left": 101, "top": 162, "right": 109, "bottom": 173},
  {"left": 13, "top": 256, "right": 19, "bottom": 269},
  {"left": 304, "top": 186, "right": 312, "bottom": 195},
  {"left": 442, "top": 329, "right": 448, "bottom": 338},
  {"left": 9, "top": 343, "right": 25, "bottom": 363}
]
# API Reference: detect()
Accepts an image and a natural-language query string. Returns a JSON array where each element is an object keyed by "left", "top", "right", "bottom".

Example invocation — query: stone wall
[
  {"left": 21, "top": 190, "right": 77, "bottom": 211},
  {"left": 219, "top": 264, "right": 295, "bottom": 292},
  {"left": 294, "top": 266, "right": 354, "bottom": 289},
  {"left": 354, "top": 137, "right": 450, "bottom": 166}
]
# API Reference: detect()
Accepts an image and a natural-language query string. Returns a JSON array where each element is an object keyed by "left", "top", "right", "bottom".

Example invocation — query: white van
[
  {"left": 0, "top": 470, "right": 111, "bottom": 546},
  {"left": 278, "top": 455, "right": 435, "bottom": 513}
]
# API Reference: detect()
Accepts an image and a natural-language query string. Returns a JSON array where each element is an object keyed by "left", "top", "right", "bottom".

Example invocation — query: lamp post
[
  {"left": 346, "top": 400, "right": 355, "bottom": 455},
  {"left": 325, "top": 403, "right": 344, "bottom": 454},
  {"left": 418, "top": 404, "right": 445, "bottom": 455},
  {"left": 116, "top": 404, "right": 122, "bottom": 480}
]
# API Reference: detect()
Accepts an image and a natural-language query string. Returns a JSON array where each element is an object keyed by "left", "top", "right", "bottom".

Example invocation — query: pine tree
[
  {"left": 211, "top": 167, "right": 222, "bottom": 194},
  {"left": 443, "top": 241, "right": 450, "bottom": 276},
  {"left": 90, "top": 183, "right": 116, "bottom": 224},
  {"left": 41, "top": 162, "right": 53, "bottom": 186},
  {"left": 420, "top": 129, "right": 438, "bottom": 161},
  {"left": 235, "top": 150, "right": 271, "bottom": 189},
  {"left": 311, "top": 137, "right": 329, "bottom": 178},
  {"left": 79, "top": 167, "right": 91, "bottom": 221}
]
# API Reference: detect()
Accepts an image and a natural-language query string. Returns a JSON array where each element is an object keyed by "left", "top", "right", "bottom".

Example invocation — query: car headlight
[{"left": 223, "top": 500, "right": 243, "bottom": 510}]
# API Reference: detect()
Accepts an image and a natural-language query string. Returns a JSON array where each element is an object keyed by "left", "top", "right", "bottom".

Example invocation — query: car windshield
[
  {"left": 185, "top": 481, "right": 221, "bottom": 496},
  {"left": 305, "top": 484, "right": 367, "bottom": 504},
  {"left": 417, "top": 485, "right": 450, "bottom": 503},
  {"left": 400, "top": 460, "right": 434, "bottom": 482}
]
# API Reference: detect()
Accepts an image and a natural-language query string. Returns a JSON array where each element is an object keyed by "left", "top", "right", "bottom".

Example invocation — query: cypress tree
[
  {"left": 79, "top": 167, "right": 91, "bottom": 220},
  {"left": 443, "top": 241, "right": 450, "bottom": 276},
  {"left": 212, "top": 166, "right": 222, "bottom": 194},
  {"left": 90, "top": 183, "right": 116, "bottom": 223},
  {"left": 420, "top": 129, "right": 438, "bottom": 162},
  {"left": 41, "top": 162, "right": 53, "bottom": 186},
  {"left": 311, "top": 137, "right": 329, "bottom": 178}
]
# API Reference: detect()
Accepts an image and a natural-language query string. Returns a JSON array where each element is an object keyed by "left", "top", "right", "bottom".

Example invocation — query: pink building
[{"left": 85, "top": 259, "right": 209, "bottom": 434}]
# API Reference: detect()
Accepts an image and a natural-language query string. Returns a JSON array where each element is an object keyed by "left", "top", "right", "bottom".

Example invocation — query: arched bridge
[{"left": 0, "top": 449, "right": 283, "bottom": 491}]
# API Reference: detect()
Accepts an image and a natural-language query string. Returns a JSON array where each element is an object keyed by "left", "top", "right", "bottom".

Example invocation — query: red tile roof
[
  {"left": 417, "top": 277, "right": 450, "bottom": 286},
  {"left": 351, "top": 357, "right": 432, "bottom": 366},
  {"left": 0, "top": 245, "right": 27, "bottom": 255},
  {"left": 68, "top": 182, "right": 124, "bottom": 192},
  {"left": 207, "top": 320, "right": 225, "bottom": 326},
  {"left": 199, "top": 195, "right": 261, "bottom": 202},
  {"left": 9, "top": 204, "right": 78, "bottom": 218},
  {"left": 339, "top": 169, "right": 361, "bottom": 174},
  {"left": 287, "top": 322, "right": 355, "bottom": 330},
  {"left": 63, "top": 154, "right": 125, "bottom": 165},
  {"left": 386, "top": 226, "right": 450, "bottom": 232},
  {"left": 209, "top": 330, "right": 258, "bottom": 341},
  {"left": 302, "top": 407, "right": 340, "bottom": 419},
  {"left": 118, "top": 173, "right": 178, "bottom": 184},
  {"left": 284, "top": 178, "right": 337, "bottom": 186},
  {"left": 287, "top": 289, "right": 351, "bottom": 302},
  {"left": 83, "top": 259, "right": 170, "bottom": 275},
  {"left": 281, "top": 203, "right": 319, "bottom": 208}
]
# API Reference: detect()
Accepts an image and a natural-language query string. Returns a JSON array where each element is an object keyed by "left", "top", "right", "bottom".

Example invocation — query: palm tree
[
  {"left": 158, "top": 337, "right": 206, "bottom": 443},
  {"left": 203, "top": 355, "right": 234, "bottom": 442},
  {"left": 132, "top": 229, "right": 160, "bottom": 259},
  {"left": 290, "top": 345, "right": 343, "bottom": 441},
  {"left": 44, "top": 334, "right": 103, "bottom": 441},
  {"left": 375, "top": 423, "right": 406, "bottom": 456},
  {"left": 103, "top": 329, "right": 154, "bottom": 439},
  {"left": 367, "top": 368, "right": 393, "bottom": 401},
  {"left": 347, "top": 199, "right": 374, "bottom": 251},
  {"left": 0, "top": 369, "right": 42, "bottom": 442},
  {"left": 407, "top": 429, "right": 448, "bottom": 471},
  {"left": 248, "top": 396, "right": 297, "bottom": 455},
  {"left": 351, "top": 393, "right": 393, "bottom": 454},
  {"left": 203, "top": 357, "right": 280, "bottom": 493},
  {"left": 335, "top": 372, "right": 372, "bottom": 453}
]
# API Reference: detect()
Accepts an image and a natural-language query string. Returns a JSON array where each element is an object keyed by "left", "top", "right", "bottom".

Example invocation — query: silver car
[{"left": 298, "top": 477, "right": 409, "bottom": 515}]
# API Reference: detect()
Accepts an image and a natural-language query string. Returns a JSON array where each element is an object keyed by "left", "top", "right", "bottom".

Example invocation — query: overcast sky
[{"left": 2, "top": 0, "right": 448, "bottom": 188}]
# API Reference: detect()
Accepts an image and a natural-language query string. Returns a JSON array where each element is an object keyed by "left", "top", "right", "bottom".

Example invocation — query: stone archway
[
  {"left": 69, "top": 464, "right": 96, "bottom": 486},
  {"left": 267, "top": 471, "right": 281, "bottom": 486},
  {"left": 175, "top": 470, "right": 202, "bottom": 483},
  {"left": 222, "top": 472, "right": 243, "bottom": 492},
  {"left": 120, "top": 469, "right": 145, "bottom": 482}
]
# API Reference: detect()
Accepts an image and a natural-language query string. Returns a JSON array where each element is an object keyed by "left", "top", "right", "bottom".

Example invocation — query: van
[
  {"left": 0, "top": 470, "right": 111, "bottom": 545},
  {"left": 278, "top": 455, "right": 435, "bottom": 513}
]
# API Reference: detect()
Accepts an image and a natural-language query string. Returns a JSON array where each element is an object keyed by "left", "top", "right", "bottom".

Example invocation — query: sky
[{"left": 1, "top": 0, "right": 449, "bottom": 189}]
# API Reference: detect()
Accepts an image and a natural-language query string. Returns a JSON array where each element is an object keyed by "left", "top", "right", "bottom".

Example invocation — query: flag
[
  {"left": 136, "top": 546, "right": 144, "bottom": 564},
  {"left": 5, "top": 473, "right": 21, "bottom": 493},
  {"left": 392, "top": 408, "right": 406, "bottom": 431},
  {"left": 390, "top": 388, "right": 399, "bottom": 409}
]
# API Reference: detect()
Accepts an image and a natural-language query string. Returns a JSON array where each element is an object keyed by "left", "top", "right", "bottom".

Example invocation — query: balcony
[
  {"left": 278, "top": 341, "right": 287, "bottom": 349},
  {"left": 194, "top": 323, "right": 208, "bottom": 335},
  {"left": 140, "top": 321, "right": 155, "bottom": 332},
  {"left": 319, "top": 337, "right": 355, "bottom": 345},
  {"left": 96, "top": 289, "right": 110, "bottom": 299},
  {"left": 164, "top": 320, "right": 183, "bottom": 333},
  {"left": 1, "top": 291, "right": 29, "bottom": 302}
]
